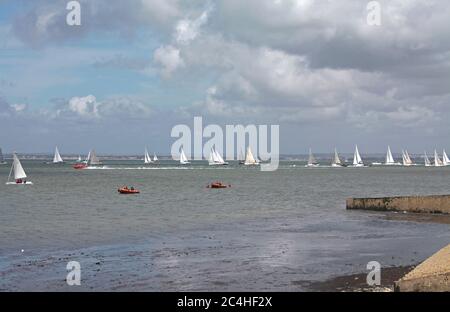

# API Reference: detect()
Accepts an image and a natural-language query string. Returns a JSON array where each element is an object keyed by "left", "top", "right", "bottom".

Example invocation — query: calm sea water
[{"left": 0, "top": 160, "right": 449, "bottom": 291}]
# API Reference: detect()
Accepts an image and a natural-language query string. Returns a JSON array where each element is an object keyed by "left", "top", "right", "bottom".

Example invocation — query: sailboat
[
  {"left": 144, "top": 148, "right": 153, "bottom": 164},
  {"left": 0, "top": 148, "right": 6, "bottom": 165},
  {"left": 384, "top": 146, "right": 401, "bottom": 166},
  {"left": 87, "top": 149, "right": 102, "bottom": 167},
  {"left": 153, "top": 153, "right": 158, "bottom": 162},
  {"left": 208, "top": 147, "right": 228, "bottom": 166},
  {"left": 331, "top": 148, "right": 343, "bottom": 167},
  {"left": 350, "top": 145, "right": 365, "bottom": 167},
  {"left": 6, "top": 153, "right": 33, "bottom": 185},
  {"left": 402, "top": 150, "right": 414, "bottom": 166},
  {"left": 179, "top": 148, "right": 190, "bottom": 165},
  {"left": 305, "top": 148, "right": 319, "bottom": 167},
  {"left": 244, "top": 146, "right": 259, "bottom": 166},
  {"left": 424, "top": 151, "right": 432, "bottom": 167},
  {"left": 434, "top": 150, "right": 444, "bottom": 167},
  {"left": 442, "top": 150, "right": 450, "bottom": 166},
  {"left": 52, "top": 146, "right": 64, "bottom": 164}
]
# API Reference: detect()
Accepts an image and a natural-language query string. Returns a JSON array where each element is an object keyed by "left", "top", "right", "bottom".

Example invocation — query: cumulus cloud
[{"left": 153, "top": 45, "right": 184, "bottom": 77}]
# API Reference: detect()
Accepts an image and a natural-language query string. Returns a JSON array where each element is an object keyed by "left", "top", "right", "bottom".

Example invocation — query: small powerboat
[
  {"left": 73, "top": 163, "right": 87, "bottom": 170},
  {"left": 207, "top": 182, "right": 231, "bottom": 189},
  {"left": 118, "top": 186, "right": 140, "bottom": 194}
]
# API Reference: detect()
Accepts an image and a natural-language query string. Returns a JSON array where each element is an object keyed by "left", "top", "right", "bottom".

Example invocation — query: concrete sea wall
[{"left": 346, "top": 195, "right": 450, "bottom": 214}]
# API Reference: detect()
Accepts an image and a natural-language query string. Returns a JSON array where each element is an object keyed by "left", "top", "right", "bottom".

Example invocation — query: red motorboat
[
  {"left": 73, "top": 163, "right": 87, "bottom": 170},
  {"left": 118, "top": 186, "right": 140, "bottom": 194},
  {"left": 207, "top": 181, "right": 231, "bottom": 189}
]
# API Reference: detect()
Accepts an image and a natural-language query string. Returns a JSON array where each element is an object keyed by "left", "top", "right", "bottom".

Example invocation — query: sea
[{"left": 0, "top": 160, "right": 449, "bottom": 291}]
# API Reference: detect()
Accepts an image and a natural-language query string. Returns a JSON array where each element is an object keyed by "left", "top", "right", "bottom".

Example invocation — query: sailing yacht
[
  {"left": 305, "top": 148, "right": 319, "bottom": 167},
  {"left": 6, "top": 153, "right": 33, "bottom": 185},
  {"left": 331, "top": 148, "right": 343, "bottom": 167},
  {"left": 53, "top": 146, "right": 64, "bottom": 164},
  {"left": 244, "top": 147, "right": 259, "bottom": 166},
  {"left": 87, "top": 149, "right": 103, "bottom": 167},
  {"left": 0, "top": 148, "right": 6, "bottom": 165},
  {"left": 434, "top": 150, "right": 444, "bottom": 167},
  {"left": 350, "top": 145, "right": 365, "bottom": 167},
  {"left": 179, "top": 148, "right": 190, "bottom": 165},
  {"left": 402, "top": 150, "right": 414, "bottom": 166},
  {"left": 442, "top": 150, "right": 450, "bottom": 166},
  {"left": 144, "top": 148, "right": 153, "bottom": 164},
  {"left": 208, "top": 147, "right": 228, "bottom": 166},
  {"left": 153, "top": 153, "right": 158, "bottom": 162},
  {"left": 424, "top": 152, "right": 432, "bottom": 167},
  {"left": 384, "top": 146, "right": 401, "bottom": 166}
]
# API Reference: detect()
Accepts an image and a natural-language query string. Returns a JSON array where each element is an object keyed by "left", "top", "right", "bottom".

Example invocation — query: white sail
[
  {"left": 443, "top": 150, "right": 450, "bottom": 166},
  {"left": 153, "top": 153, "right": 158, "bottom": 162},
  {"left": 332, "top": 148, "right": 342, "bottom": 166},
  {"left": 244, "top": 147, "right": 258, "bottom": 165},
  {"left": 385, "top": 146, "right": 395, "bottom": 165},
  {"left": 434, "top": 150, "right": 444, "bottom": 167},
  {"left": 53, "top": 146, "right": 64, "bottom": 163},
  {"left": 353, "top": 145, "right": 363, "bottom": 166},
  {"left": 12, "top": 153, "right": 27, "bottom": 180},
  {"left": 87, "top": 149, "right": 102, "bottom": 166},
  {"left": 180, "top": 148, "right": 189, "bottom": 164},
  {"left": 77, "top": 155, "right": 82, "bottom": 162},
  {"left": 85, "top": 151, "right": 91, "bottom": 164},
  {"left": 144, "top": 148, "right": 152, "bottom": 164}
]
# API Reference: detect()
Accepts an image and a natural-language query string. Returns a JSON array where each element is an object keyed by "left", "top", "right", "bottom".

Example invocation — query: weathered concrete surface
[
  {"left": 395, "top": 244, "right": 450, "bottom": 292},
  {"left": 346, "top": 195, "right": 450, "bottom": 214}
]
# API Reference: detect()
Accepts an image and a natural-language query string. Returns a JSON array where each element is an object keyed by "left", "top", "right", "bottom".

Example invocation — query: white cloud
[{"left": 153, "top": 45, "right": 184, "bottom": 77}]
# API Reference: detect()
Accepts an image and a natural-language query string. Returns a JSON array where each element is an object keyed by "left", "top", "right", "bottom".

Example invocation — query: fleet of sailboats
[
  {"left": 4, "top": 144, "right": 450, "bottom": 179},
  {"left": 6, "top": 153, "right": 33, "bottom": 185}
]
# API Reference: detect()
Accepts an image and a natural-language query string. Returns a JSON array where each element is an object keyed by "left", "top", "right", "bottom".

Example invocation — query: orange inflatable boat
[{"left": 118, "top": 187, "right": 140, "bottom": 194}]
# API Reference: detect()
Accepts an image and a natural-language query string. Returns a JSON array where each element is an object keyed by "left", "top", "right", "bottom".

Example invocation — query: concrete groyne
[
  {"left": 346, "top": 195, "right": 450, "bottom": 214},
  {"left": 395, "top": 244, "right": 450, "bottom": 292}
]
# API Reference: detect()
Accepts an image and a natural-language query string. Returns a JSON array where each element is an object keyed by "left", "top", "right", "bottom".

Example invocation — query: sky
[{"left": 1, "top": 0, "right": 450, "bottom": 155}]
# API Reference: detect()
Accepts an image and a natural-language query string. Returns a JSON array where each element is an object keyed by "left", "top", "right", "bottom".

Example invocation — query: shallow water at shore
[{"left": 1, "top": 161, "right": 449, "bottom": 291}]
